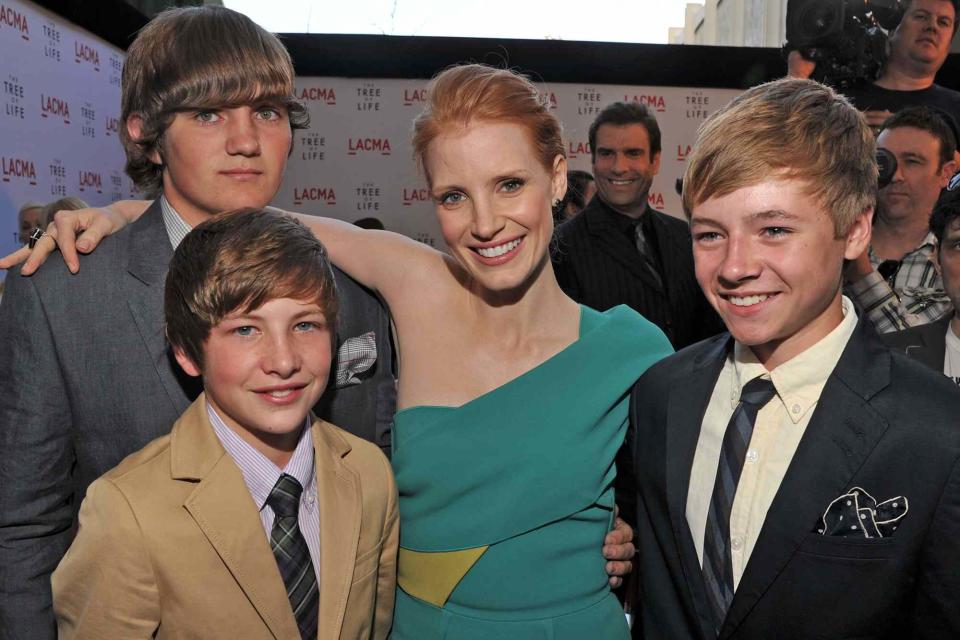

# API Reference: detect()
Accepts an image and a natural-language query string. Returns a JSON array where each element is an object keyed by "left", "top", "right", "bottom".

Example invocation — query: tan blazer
[{"left": 52, "top": 396, "right": 398, "bottom": 639}]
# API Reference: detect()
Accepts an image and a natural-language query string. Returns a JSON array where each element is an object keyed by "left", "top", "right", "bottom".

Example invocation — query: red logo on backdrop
[
  {"left": 105, "top": 115, "right": 119, "bottom": 136},
  {"left": 402, "top": 187, "right": 430, "bottom": 206},
  {"left": 539, "top": 92, "right": 558, "bottom": 110},
  {"left": 74, "top": 41, "right": 100, "bottom": 70},
  {"left": 40, "top": 94, "right": 70, "bottom": 123},
  {"left": 78, "top": 170, "right": 102, "bottom": 193},
  {"left": 624, "top": 93, "right": 666, "bottom": 113},
  {"left": 348, "top": 138, "right": 391, "bottom": 156},
  {"left": 0, "top": 5, "right": 29, "bottom": 40},
  {"left": 2, "top": 156, "right": 37, "bottom": 184},
  {"left": 648, "top": 191, "right": 665, "bottom": 210},
  {"left": 299, "top": 87, "right": 336, "bottom": 105},
  {"left": 676, "top": 144, "right": 692, "bottom": 161},
  {"left": 293, "top": 187, "right": 336, "bottom": 206},
  {"left": 402, "top": 88, "right": 428, "bottom": 106},
  {"left": 567, "top": 140, "right": 590, "bottom": 159}
]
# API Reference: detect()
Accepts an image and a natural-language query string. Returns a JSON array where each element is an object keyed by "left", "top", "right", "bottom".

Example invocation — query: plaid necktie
[
  {"left": 267, "top": 474, "right": 319, "bottom": 640},
  {"left": 702, "top": 377, "right": 777, "bottom": 634}
]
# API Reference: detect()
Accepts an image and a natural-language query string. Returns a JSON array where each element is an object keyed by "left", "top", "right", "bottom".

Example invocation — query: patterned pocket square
[
  {"left": 817, "top": 487, "right": 908, "bottom": 539},
  {"left": 335, "top": 332, "right": 377, "bottom": 388}
]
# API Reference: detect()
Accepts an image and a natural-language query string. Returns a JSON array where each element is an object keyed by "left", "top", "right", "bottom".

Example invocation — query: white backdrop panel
[
  {"left": 0, "top": 0, "right": 742, "bottom": 284},
  {"left": 0, "top": 0, "right": 136, "bottom": 281},
  {"left": 276, "top": 78, "right": 742, "bottom": 248}
]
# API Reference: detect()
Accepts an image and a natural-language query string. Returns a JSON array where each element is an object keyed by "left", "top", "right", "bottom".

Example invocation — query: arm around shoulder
[
  {"left": 52, "top": 478, "right": 160, "bottom": 639},
  {"left": 275, "top": 210, "right": 441, "bottom": 311}
]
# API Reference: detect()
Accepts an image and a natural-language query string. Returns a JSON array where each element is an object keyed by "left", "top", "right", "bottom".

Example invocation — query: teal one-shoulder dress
[{"left": 390, "top": 305, "right": 673, "bottom": 639}]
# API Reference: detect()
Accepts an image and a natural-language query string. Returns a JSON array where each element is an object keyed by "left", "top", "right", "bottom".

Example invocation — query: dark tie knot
[
  {"left": 267, "top": 473, "right": 303, "bottom": 518},
  {"left": 740, "top": 377, "right": 777, "bottom": 408}
]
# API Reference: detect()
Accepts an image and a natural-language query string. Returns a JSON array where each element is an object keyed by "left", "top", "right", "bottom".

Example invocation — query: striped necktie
[
  {"left": 702, "top": 377, "right": 777, "bottom": 634},
  {"left": 267, "top": 473, "right": 319, "bottom": 640}
]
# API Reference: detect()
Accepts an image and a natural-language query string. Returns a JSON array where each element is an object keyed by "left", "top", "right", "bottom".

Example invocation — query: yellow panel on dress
[{"left": 397, "top": 546, "right": 488, "bottom": 607}]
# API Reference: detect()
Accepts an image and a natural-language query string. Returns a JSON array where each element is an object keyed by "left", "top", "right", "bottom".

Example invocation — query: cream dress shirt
[{"left": 686, "top": 297, "right": 858, "bottom": 590}]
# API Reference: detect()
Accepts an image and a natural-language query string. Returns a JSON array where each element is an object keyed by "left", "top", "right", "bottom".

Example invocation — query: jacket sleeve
[
  {"left": 0, "top": 273, "right": 75, "bottom": 640},
  {"left": 911, "top": 455, "right": 960, "bottom": 638},
  {"left": 51, "top": 478, "right": 160, "bottom": 639},
  {"left": 373, "top": 454, "right": 399, "bottom": 640}
]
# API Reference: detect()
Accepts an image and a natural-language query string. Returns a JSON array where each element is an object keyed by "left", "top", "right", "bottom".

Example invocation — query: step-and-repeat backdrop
[
  {"left": 0, "top": 0, "right": 741, "bottom": 282},
  {"left": 0, "top": 0, "right": 136, "bottom": 281},
  {"left": 275, "top": 80, "right": 741, "bottom": 247}
]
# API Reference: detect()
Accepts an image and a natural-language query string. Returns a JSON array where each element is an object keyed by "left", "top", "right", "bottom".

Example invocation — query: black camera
[{"left": 785, "top": 0, "right": 905, "bottom": 88}]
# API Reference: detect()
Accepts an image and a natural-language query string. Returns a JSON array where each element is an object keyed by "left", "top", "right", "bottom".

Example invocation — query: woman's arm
[
  {"left": 280, "top": 212, "right": 437, "bottom": 298},
  {"left": 0, "top": 200, "right": 149, "bottom": 274},
  {"left": 0, "top": 200, "right": 441, "bottom": 308}
]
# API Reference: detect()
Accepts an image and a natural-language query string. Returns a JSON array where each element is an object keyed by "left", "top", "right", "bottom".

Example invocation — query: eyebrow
[{"left": 691, "top": 209, "right": 799, "bottom": 227}]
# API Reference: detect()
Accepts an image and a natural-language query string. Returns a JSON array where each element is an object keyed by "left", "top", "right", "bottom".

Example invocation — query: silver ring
[{"left": 28, "top": 228, "right": 46, "bottom": 249}]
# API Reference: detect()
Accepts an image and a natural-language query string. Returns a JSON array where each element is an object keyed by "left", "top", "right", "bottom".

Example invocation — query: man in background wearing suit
[
  {"left": 884, "top": 185, "right": 960, "bottom": 382},
  {"left": 630, "top": 78, "right": 960, "bottom": 639},
  {"left": 552, "top": 101, "right": 722, "bottom": 349},
  {"left": 0, "top": 7, "right": 396, "bottom": 638}
]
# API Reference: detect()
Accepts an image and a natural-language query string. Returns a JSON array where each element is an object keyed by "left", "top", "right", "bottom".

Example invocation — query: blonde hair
[
  {"left": 412, "top": 64, "right": 564, "bottom": 185},
  {"left": 120, "top": 6, "right": 308, "bottom": 197},
  {"left": 682, "top": 78, "right": 876, "bottom": 236}
]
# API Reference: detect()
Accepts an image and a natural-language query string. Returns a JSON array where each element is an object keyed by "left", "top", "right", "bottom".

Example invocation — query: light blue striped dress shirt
[{"left": 206, "top": 403, "right": 322, "bottom": 582}]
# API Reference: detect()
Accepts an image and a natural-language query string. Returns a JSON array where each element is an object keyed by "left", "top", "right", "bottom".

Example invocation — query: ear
[
  {"left": 938, "top": 158, "right": 958, "bottom": 188},
  {"left": 843, "top": 207, "right": 873, "bottom": 260},
  {"left": 172, "top": 344, "right": 202, "bottom": 378},
  {"left": 651, "top": 150, "right": 662, "bottom": 177},
  {"left": 126, "top": 114, "right": 163, "bottom": 165},
  {"left": 552, "top": 154, "right": 568, "bottom": 203}
]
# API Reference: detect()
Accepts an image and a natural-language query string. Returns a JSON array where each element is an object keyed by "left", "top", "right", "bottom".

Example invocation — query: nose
[
  {"left": 612, "top": 152, "right": 629, "bottom": 174},
  {"left": 262, "top": 332, "right": 300, "bottom": 378},
  {"left": 717, "top": 234, "right": 761, "bottom": 286},
  {"left": 471, "top": 195, "right": 506, "bottom": 240},
  {"left": 225, "top": 109, "right": 261, "bottom": 157}
]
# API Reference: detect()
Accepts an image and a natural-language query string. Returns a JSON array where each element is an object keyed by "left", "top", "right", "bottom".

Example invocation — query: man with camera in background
[{"left": 788, "top": 0, "right": 960, "bottom": 133}]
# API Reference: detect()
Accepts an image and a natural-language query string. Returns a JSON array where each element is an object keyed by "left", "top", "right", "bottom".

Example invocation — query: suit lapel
[
  {"left": 173, "top": 398, "right": 302, "bottom": 640},
  {"left": 124, "top": 202, "right": 195, "bottom": 413},
  {"left": 583, "top": 202, "right": 664, "bottom": 292},
  {"left": 651, "top": 210, "right": 691, "bottom": 298},
  {"left": 904, "top": 319, "right": 949, "bottom": 372},
  {"left": 667, "top": 336, "right": 730, "bottom": 640},
  {"left": 720, "top": 323, "right": 892, "bottom": 638},
  {"left": 313, "top": 420, "right": 363, "bottom": 640}
]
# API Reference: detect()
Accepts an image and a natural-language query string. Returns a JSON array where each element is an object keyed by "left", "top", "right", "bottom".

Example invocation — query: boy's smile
[{"left": 175, "top": 296, "right": 332, "bottom": 468}]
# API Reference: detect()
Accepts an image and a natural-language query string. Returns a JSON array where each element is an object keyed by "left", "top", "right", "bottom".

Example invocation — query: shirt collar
[
  {"left": 867, "top": 231, "right": 938, "bottom": 265},
  {"left": 730, "top": 296, "right": 859, "bottom": 424},
  {"left": 206, "top": 402, "right": 315, "bottom": 511},
  {"left": 597, "top": 195, "right": 647, "bottom": 235},
  {"left": 159, "top": 195, "right": 193, "bottom": 250}
]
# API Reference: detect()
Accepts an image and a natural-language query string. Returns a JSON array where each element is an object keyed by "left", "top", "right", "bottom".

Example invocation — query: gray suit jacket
[{"left": 0, "top": 202, "right": 396, "bottom": 639}]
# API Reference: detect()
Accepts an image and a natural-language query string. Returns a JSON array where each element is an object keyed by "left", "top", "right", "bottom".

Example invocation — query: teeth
[
  {"left": 729, "top": 294, "right": 769, "bottom": 307},
  {"left": 610, "top": 179, "right": 634, "bottom": 185},
  {"left": 477, "top": 238, "right": 521, "bottom": 258},
  {"left": 267, "top": 389, "right": 294, "bottom": 399}
]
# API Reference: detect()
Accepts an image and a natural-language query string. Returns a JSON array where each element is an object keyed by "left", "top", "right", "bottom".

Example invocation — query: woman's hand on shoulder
[{"left": 0, "top": 200, "right": 147, "bottom": 274}]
